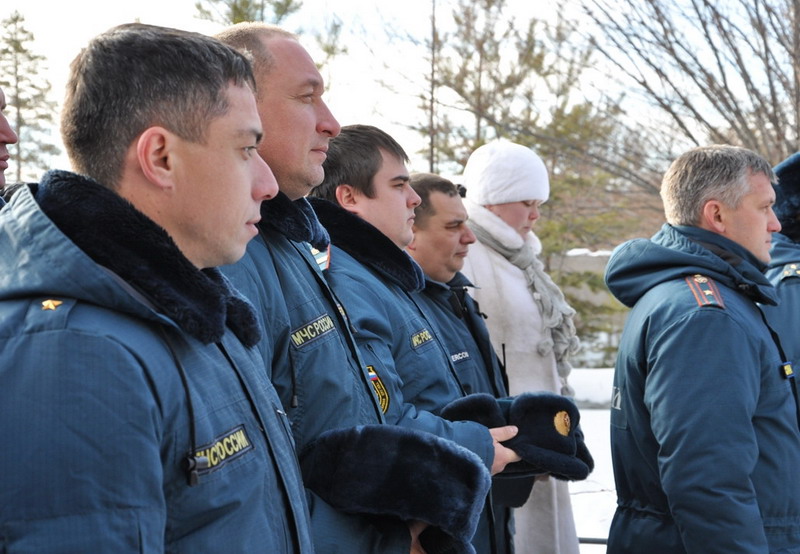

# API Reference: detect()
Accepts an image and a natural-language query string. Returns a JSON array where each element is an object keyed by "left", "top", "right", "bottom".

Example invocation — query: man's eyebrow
[
  {"left": 236, "top": 127, "right": 263, "bottom": 143},
  {"left": 296, "top": 77, "right": 323, "bottom": 91}
]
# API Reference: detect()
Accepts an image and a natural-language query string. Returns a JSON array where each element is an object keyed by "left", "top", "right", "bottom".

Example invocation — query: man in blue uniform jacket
[
  {"left": 605, "top": 145, "right": 800, "bottom": 552},
  {"left": 763, "top": 152, "right": 800, "bottom": 371},
  {"left": 405, "top": 173, "right": 536, "bottom": 552},
  {"left": 216, "top": 24, "right": 494, "bottom": 554},
  {"left": 406, "top": 174, "right": 510, "bottom": 398},
  {"left": 309, "top": 125, "right": 595, "bottom": 553},
  {"left": 0, "top": 23, "right": 314, "bottom": 551},
  {"left": 309, "top": 125, "right": 523, "bottom": 553}
]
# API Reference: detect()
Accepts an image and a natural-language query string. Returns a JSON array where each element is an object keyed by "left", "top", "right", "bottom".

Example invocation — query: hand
[
  {"left": 408, "top": 520, "right": 428, "bottom": 554},
  {"left": 489, "top": 425, "right": 521, "bottom": 475}
]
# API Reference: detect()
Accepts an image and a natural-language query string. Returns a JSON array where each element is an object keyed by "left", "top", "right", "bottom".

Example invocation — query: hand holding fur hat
[{"left": 441, "top": 392, "right": 593, "bottom": 481}]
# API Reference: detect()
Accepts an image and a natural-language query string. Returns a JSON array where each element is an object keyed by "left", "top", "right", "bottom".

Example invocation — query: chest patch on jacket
[
  {"left": 684, "top": 274, "right": 725, "bottom": 309},
  {"left": 194, "top": 425, "right": 253, "bottom": 474},
  {"left": 450, "top": 350, "right": 470, "bottom": 363},
  {"left": 367, "top": 365, "right": 390, "bottom": 413},
  {"left": 410, "top": 328, "right": 434, "bottom": 349},
  {"left": 291, "top": 314, "right": 336, "bottom": 348}
]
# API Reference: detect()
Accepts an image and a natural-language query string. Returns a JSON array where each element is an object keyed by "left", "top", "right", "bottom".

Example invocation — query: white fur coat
[{"left": 462, "top": 201, "right": 580, "bottom": 554}]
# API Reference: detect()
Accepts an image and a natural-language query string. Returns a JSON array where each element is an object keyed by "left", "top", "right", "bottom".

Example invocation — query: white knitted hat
[{"left": 462, "top": 140, "right": 549, "bottom": 205}]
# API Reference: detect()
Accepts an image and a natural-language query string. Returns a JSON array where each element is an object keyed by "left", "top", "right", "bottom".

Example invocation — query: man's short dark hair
[
  {"left": 410, "top": 173, "right": 460, "bottom": 229},
  {"left": 61, "top": 23, "right": 256, "bottom": 189},
  {"left": 311, "top": 124, "right": 408, "bottom": 203}
]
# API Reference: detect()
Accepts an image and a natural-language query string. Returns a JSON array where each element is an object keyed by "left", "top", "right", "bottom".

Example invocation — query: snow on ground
[{"left": 568, "top": 369, "right": 615, "bottom": 552}]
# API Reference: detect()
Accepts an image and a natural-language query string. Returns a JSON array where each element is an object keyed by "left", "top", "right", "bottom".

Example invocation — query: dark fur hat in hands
[
  {"left": 299, "top": 424, "right": 491, "bottom": 554},
  {"left": 507, "top": 392, "right": 593, "bottom": 480},
  {"left": 441, "top": 392, "right": 593, "bottom": 481},
  {"left": 436, "top": 394, "right": 537, "bottom": 507},
  {"left": 440, "top": 393, "right": 507, "bottom": 428},
  {"left": 774, "top": 152, "right": 800, "bottom": 241}
]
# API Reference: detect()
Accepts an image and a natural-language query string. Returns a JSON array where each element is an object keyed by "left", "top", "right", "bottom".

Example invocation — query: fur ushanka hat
[
  {"left": 441, "top": 392, "right": 594, "bottom": 482},
  {"left": 774, "top": 152, "right": 800, "bottom": 242},
  {"left": 462, "top": 140, "right": 549, "bottom": 206}
]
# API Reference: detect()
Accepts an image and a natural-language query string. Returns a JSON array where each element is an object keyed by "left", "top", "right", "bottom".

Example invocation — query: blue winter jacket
[
  {"left": 222, "top": 193, "right": 384, "bottom": 445},
  {"left": 605, "top": 224, "right": 800, "bottom": 553},
  {"left": 415, "top": 272, "right": 532, "bottom": 553},
  {"left": 309, "top": 198, "right": 494, "bottom": 467},
  {"left": 310, "top": 198, "right": 501, "bottom": 552},
  {"left": 221, "top": 193, "right": 414, "bottom": 553},
  {"left": 0, "top": 173, "right": 313, "bottom": 553},
  {"left": 415, "top": 273, "right": 508, "bottom": 397},
  {"left": 764, "top": 232, "right": 800, "bottom": 370}
]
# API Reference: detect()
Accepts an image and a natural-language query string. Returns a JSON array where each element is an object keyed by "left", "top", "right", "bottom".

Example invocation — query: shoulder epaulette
[
  {"left": 777, "top": 262, "right": 800, "bottom": 282},
  {"left": 684, "top": 274, "right": 725, "bottom": 309},
  {"left": 309, "top": 245, "right": 330, "bottom": 272}
]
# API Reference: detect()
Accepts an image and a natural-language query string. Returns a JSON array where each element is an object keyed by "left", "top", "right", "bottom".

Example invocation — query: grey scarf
[{"left": 468, "top": 205, "right": 579, "bottom": 396}]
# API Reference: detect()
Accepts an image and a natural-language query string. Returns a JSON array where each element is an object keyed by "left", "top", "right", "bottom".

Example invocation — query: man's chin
[{"left": 281, "top": 179, "right": 318, "bottom": 201}]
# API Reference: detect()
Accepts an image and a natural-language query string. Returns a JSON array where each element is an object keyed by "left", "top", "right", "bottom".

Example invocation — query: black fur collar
[
  {"left": 259, "top": 191, "right": 330, "bottom": 250},
  {"left": 35, "top": 170, "right": 260, "bottom": 347},
  {"left": 308, "top": 197, "right": 425, "bottom": 292}
]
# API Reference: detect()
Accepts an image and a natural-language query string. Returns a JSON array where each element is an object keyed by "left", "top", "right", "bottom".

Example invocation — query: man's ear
[
  {"left": 137, "top": 126, "right": 175, "bottom": 190},
  {"left": 699, "top": 200, "right": 726, "bottom": 233},
  {"left": 335, "top": 184, "right": 358, "bottom": 210}
]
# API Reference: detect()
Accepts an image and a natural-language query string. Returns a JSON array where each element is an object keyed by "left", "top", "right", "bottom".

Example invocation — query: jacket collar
[
  {"left": 768, "top": 232, "right": 800, "bottom": 269},
  {"left": 423, "top": 271, "right": 476, "bottom": 295},
  {"left": 608, "top": 223, "right": 777, "bottom": 307},
  {"left": 259, "top": 191, "right": 330, "bottom": 249},
  {"left": 672, "top": 224, "right": 776, "bottom": 303},
  {"left": 308, "top": 197, "right": 425, "bottom": 292},
  {"left": 35, "top": 170, "right": 260, "bottom": 346}
]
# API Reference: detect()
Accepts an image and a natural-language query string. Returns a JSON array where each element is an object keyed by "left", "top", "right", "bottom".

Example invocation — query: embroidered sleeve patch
[
  {"left": 291, "top": 314, "right": 336, "bottom": 348},
  {"left": 684, "top": 274, "right": 725, "bottom": 309},
  {"left": 367, "top": 365, "right": 390, "bottom": 413},
  {"left": 611, "top": 386, "right": 622, "bottom": 411}
]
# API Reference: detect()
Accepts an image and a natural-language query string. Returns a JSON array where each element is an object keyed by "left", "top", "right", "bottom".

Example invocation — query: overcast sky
[
  {"left": 3, "top": 0, "right": 556, "bottom": 182},
  {"left": 1, "top": 0, "right": 470, "bottom": 177}
]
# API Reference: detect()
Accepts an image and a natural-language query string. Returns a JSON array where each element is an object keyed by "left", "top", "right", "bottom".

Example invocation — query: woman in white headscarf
[{"left": 461, "top": 139, "right": 581, "bottom": 554}]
